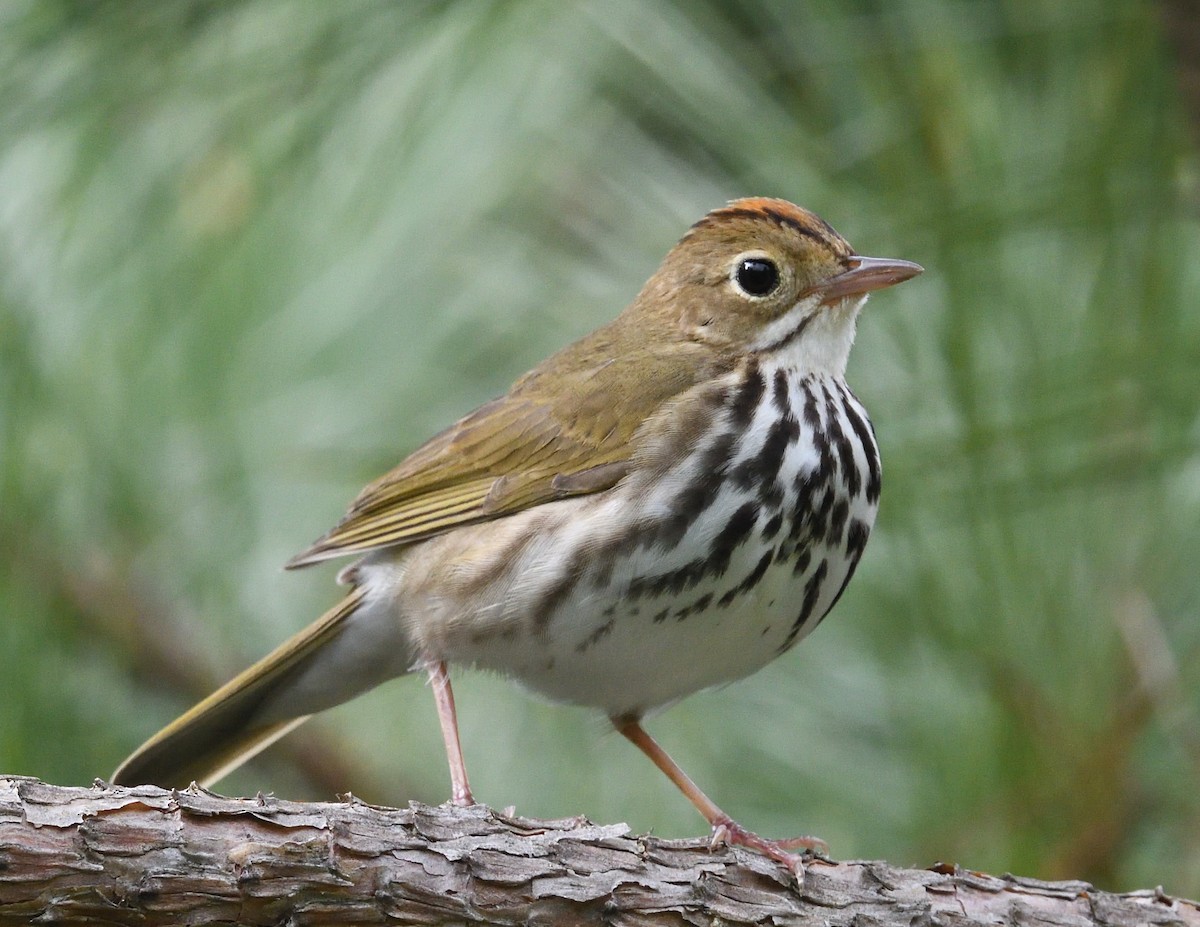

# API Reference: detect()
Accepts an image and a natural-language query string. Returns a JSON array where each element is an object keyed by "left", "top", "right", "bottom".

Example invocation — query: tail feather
[{"left": 112, "top": 589, "right": 372, "bottom": 789}]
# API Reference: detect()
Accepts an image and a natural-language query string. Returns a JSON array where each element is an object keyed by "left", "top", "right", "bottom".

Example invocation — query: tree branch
[{"left": 1, "top": 777, "right": 1195, "bottom": 926}]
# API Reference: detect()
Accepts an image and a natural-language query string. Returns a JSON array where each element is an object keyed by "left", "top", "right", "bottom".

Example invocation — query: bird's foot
[{"left": 709, "top": 816, "right": 828, "bottom": 878}]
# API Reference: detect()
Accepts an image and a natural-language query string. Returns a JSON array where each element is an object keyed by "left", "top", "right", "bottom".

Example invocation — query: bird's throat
[{"left": 755, "top": 296, "right": 864, "bottom": 377}]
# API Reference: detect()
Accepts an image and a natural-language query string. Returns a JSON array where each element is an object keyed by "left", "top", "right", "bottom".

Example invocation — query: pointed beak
[{"left": 817, "top": 255, "right": 923, "bottom": 304}]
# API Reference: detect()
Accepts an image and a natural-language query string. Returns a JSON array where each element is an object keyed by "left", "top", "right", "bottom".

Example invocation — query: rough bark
[{"left": 0, "top": 777, "right": 1195, "bottom": 927}]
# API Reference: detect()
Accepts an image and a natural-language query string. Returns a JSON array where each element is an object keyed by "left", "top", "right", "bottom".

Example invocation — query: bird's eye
[{"left": 733, "top": 257, "right": 780, "bottom": 298}]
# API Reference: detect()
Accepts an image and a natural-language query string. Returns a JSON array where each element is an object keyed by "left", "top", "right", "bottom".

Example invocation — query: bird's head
[{"left": 635, "top": 197, "right": 922, "bottom": 375}]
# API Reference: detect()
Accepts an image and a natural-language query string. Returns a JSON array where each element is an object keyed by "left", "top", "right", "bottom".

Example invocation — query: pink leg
[
  {"left": 613, "top": 716, "right": 826, "bottom": 874},
  {"left": 426, "top": 659, "right": 474, "bottom": 806}
]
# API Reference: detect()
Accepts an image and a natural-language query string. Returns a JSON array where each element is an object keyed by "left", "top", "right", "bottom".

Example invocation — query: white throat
[{"left": 752, "top": 294, "right": 867, "bottom": 376}]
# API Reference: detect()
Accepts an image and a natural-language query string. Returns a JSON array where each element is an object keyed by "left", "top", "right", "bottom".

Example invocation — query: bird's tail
[{"left": 112, "top": 586, "right": 413, "bottom": 789}]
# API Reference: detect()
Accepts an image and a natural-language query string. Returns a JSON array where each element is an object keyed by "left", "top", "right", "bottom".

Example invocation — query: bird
[{"left": 112, "top": 197, "right": 922, "bottom": 872}]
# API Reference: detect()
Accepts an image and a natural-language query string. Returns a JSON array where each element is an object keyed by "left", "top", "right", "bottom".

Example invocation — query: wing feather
[
  {"left": 286, "top": 327, "right": 725, "bottom": 569},
  {"left": 285, "top": 397, "right": 630, "bottom": 567}
]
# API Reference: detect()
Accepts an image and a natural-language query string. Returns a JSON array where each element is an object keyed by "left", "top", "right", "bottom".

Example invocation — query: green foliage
[{"left": 2, "top": 0, "right": 1197, "bottom": 895}]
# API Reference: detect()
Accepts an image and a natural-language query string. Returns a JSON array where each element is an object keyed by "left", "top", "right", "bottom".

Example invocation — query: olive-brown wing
[{"left": 285, "top": 336, "right": 718, "bottom": 568}]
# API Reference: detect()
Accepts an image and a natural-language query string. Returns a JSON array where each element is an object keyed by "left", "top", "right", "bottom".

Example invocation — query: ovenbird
[{"left": 113, "top": 198, "right": 921, "bottom": 872}]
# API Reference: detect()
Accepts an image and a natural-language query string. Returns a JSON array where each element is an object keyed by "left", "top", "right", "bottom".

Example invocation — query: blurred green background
[{"left": 2, "top": 0, "right": 1198, "bottom": 897}]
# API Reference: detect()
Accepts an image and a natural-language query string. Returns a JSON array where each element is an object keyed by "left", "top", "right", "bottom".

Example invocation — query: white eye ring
[{"left": 730, "top": 252, "right": 781, "bottom": 299}]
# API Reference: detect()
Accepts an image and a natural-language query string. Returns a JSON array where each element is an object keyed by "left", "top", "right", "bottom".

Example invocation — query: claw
[{"left": 709, "top": 816, "right": 827, "bottom": 879}]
